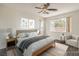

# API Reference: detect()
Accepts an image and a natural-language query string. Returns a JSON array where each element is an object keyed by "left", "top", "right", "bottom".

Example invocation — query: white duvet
[{"left": 16, "top": 36, "right": 54, "bottom": 56}]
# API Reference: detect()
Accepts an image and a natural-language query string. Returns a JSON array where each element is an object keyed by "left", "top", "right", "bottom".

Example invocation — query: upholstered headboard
[{"left": 16, "top": 29, "right": 37, "bottom": 37}]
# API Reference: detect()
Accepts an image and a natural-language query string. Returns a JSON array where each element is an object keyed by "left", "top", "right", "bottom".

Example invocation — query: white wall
[
  {"left": 0, "top": 6, "right": 16, "bottom": 29},
  {"left": 45, "top": 10, "right": 79, "bottom": 37},
  {"left": 0, "top": 6, "right": 43, "bottom": 30}
]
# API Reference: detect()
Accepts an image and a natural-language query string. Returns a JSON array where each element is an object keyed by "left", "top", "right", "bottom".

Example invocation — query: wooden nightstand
[{"left": 7, "top": 38, "right": 17, "bottom": 47}]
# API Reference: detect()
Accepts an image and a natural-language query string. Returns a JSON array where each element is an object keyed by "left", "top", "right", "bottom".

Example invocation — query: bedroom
[{"left": 0, "top": 3, "right": 79, "bottom": 56}]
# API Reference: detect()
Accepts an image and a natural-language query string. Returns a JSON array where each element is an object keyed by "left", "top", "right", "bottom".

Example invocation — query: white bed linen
[
  {"left": 23, "top": 36, "right": 54, "bottom": 56},
  {"left": 17, "top": 37, "right": 33, "bottom": 47}
]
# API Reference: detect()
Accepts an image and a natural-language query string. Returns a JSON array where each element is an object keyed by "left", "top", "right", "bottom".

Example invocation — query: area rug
[
  {"left": 0, "top": 48, "right": 7, "bottom": 56},
  {"left": 66, "top": 45, "right": 79, "bottom": 56}
]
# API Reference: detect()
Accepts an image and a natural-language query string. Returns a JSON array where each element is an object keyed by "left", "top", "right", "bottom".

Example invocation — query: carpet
[
  {"left": 41, "top": 43, "right": 68, "bottom": 56},
  {"left": 41, "top": 43, "right": 79, "bottom": 56},
  {"left": 0, "top": 48, "right": 7, "bottom": 56},
  {"left": 66, "top": 45, "right": 79, "bottom": 56}
]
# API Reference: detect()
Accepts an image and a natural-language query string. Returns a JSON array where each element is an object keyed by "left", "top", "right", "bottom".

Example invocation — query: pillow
[
  {"left": 66, "top": 35, "right": 75, "bottom": 39},
  {"left": 29, "top": 32, "right": 38, "bottom": 37},
  {"left": 67, "top": 35, "right": 72, "bottom": 39},
  {"left": 17, "top": 33, "right": 29, "bottom": 38}
]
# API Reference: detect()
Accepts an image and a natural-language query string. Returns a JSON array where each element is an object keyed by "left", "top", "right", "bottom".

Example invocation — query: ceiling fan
[{"left": 35, "top": 3, "right": 58, "bottom": 14}]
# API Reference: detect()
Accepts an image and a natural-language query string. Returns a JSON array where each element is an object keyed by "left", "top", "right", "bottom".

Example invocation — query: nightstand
[{"left": 7, "top": 38, "right": 17, "bottom": 47}]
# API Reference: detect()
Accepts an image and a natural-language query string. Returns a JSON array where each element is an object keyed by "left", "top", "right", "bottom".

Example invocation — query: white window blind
[{"left": 21, "top": 18, "right": 35, "bottom": 29}]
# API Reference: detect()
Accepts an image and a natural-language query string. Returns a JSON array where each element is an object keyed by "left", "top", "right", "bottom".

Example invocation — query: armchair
[{"left": 65, "top": 35, "right": 79, "bottom": 48}]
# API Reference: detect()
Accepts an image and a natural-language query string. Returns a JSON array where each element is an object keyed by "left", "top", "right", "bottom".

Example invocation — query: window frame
[
  {"left": 20, "top": 18, "right": 35, "bottom": 29},
  {"left": 49, "top": 18, "right": 66, "bottom": 32}
]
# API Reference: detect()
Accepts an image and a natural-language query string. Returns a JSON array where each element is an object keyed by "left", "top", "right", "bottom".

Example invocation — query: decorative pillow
[
  {"left": 29, "top": 32, "right": 38, "bottom": 37},
  {"left": 67, "top": 35, "right": 72, "bottom": 39},
  {"left": 67, "top": 35, "right": 75, "bottom": 39},
  {"left": 17, "top": 33, "right": 29, "bottom": 38}
]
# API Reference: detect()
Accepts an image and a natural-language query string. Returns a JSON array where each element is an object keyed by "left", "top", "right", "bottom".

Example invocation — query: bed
[{"left": 16, "top": 29, "right": 55, "bottom": 56}]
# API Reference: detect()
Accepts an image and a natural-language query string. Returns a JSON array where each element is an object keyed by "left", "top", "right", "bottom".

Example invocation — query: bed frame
[
  {"left": 32, "top": 42, "right": 55, "bottom": 56},
  {"left": 16, "top": 29, "right": 55, "bottom": 56}
]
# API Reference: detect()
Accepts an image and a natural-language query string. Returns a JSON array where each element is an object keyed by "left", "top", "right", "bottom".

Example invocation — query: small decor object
[
  {"left": 62, "top": 33, "right": 64, "bottom": 36},
  {"left": 8, "top": 33, "right": 13, "bottom": 39},
  {"left": 37, "top": 30, "right": 40, "bottom": 35},
  {"left": 60, "top": 33, "right": 65, "bottom": 43},
  {"left": 7, "top": 28, "right": 13, "bottom": 39}
]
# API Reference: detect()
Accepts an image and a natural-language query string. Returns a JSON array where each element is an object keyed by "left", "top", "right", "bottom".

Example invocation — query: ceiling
[{"left": 1, "top": 3, "right": 79, "bottom": 18}]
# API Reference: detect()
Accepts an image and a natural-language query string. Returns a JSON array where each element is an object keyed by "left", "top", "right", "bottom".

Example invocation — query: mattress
[{"left": 23, "top": 36, "right": 54, "bottom": 56}]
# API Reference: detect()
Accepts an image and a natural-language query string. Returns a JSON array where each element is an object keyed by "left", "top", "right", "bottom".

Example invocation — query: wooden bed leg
[
  {"left": 52, "top": 40, "right": 56, "bottom": 48},
  {"left": 32, "top": 42, "right": 55, "bottom": 56},
  {"left": 52, "top": 43, "right": 56, "bottom": 48},
  {"left": 52, "top": 44, "right": 55, "bottom": 48}
]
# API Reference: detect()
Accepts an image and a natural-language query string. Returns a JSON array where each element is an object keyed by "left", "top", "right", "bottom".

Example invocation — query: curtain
[{"left": 66, "top": 17, "right": 72, "bottom": 32}]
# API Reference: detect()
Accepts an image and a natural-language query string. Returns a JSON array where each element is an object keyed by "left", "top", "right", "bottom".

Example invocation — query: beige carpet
[
  {"left": 41, "top": 43, "right": 68, "bottom": 56},
  {"left": 7, "top": 49, "right": 14, "bottom": 56},
  {"left": 7, "top": 48, "right": 16, "bottom": 56}
]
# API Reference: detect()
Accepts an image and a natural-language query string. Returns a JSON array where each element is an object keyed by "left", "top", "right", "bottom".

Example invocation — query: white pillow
[
  {"left": 29, "top": 32, "right": 38, "bottom": 37},
  {"left": 17, "top": 33, "right": 29, "bottom": 38}
]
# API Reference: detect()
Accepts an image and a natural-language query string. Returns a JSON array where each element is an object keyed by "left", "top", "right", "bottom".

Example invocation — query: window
[
  {"left": 39, "top": 20, "right": 44, "bottom": 34},
  {"left": 49, "top": 18, "right": 66, "bottom": 32},
  {"left": 20, "top": 18, "right": 35, "bottom": 29}
]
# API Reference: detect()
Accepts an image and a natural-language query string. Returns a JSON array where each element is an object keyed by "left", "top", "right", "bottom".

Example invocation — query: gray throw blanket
[{"left": 16, "top": 36, "right": 48, "bottom": 56}]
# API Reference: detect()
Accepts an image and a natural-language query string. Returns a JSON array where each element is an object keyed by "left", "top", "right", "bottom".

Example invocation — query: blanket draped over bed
[{"left": 15, "top": 36, "right": 49, "bottom": 56}]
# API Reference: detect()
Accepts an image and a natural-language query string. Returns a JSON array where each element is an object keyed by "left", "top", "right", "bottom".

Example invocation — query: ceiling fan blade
[
  {"left": 43, "top": 11, "right": 49, "bottom": 14},
  {"left": 45, "top": 12, "right": 49, "bottom": 14},
  {"left": 35, "top": 7, "right": 42, "bottom": 9},
  {"left": 47, "top": 9, "right": 58, "bottom": 11},
  {"left": 38, "top": 10, "right": 43, "bottom": 13}
]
